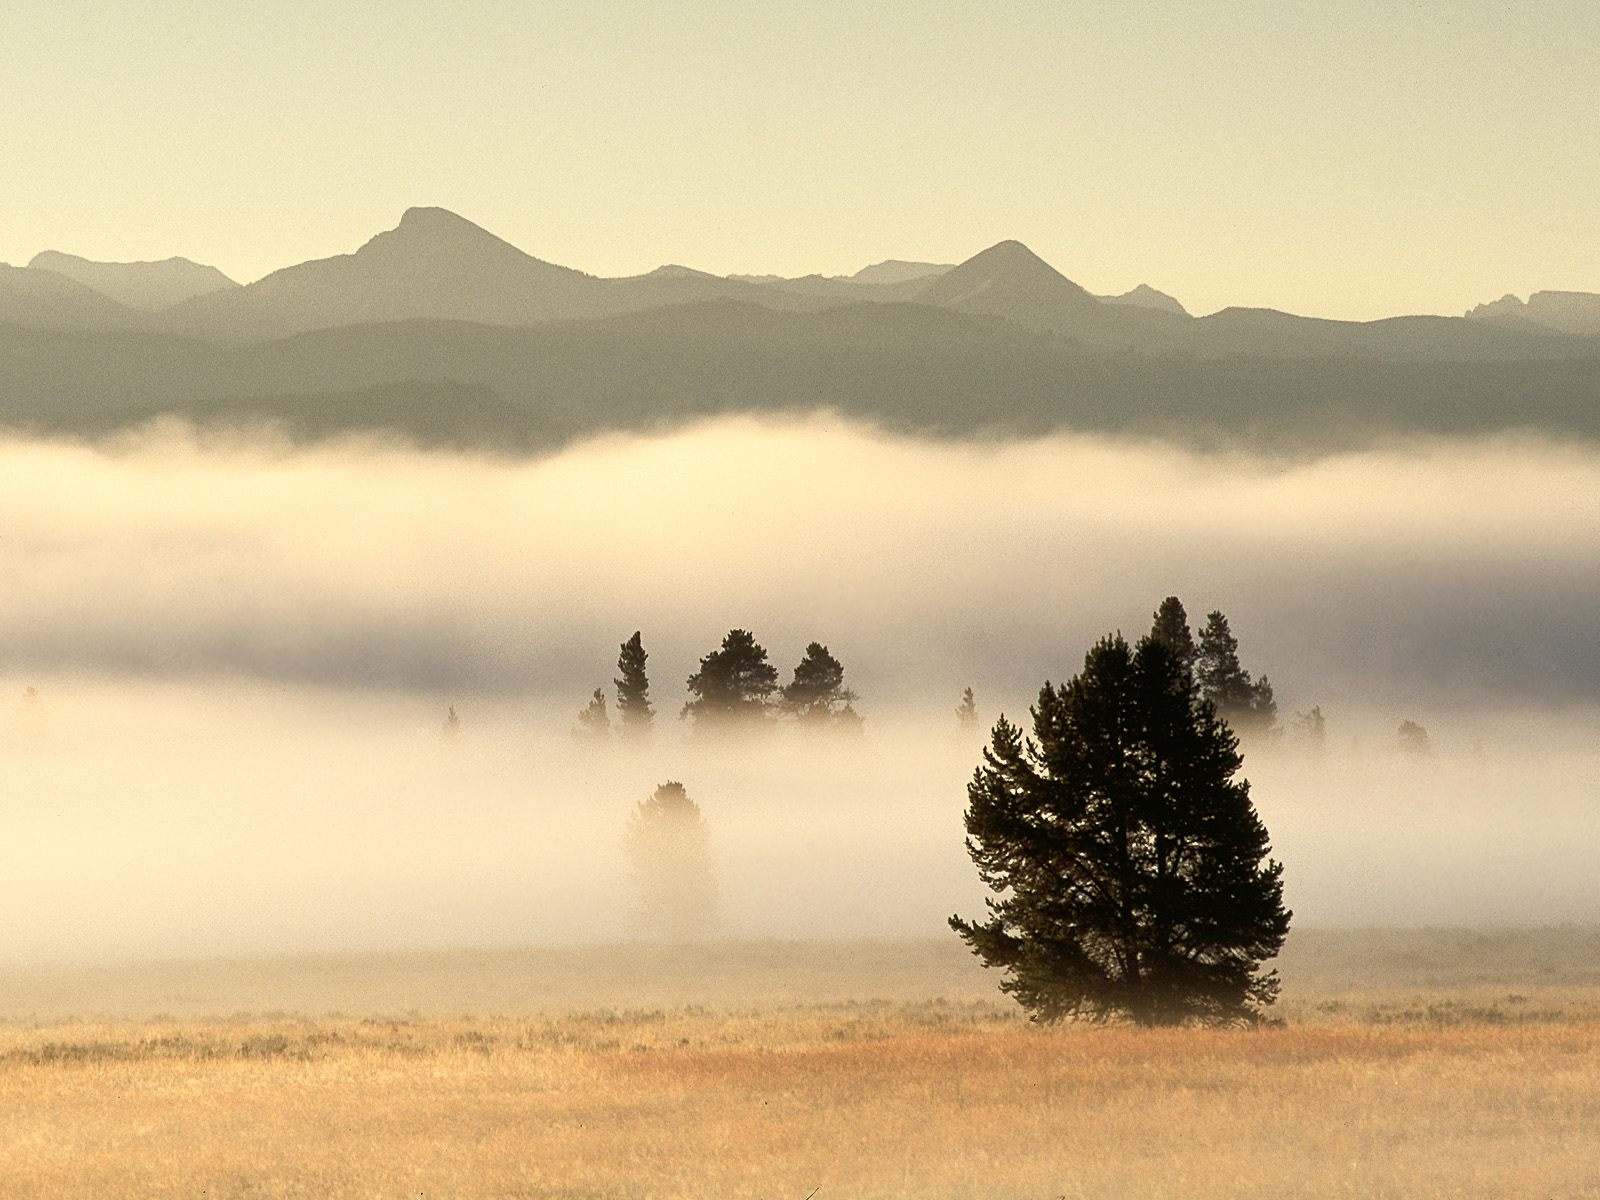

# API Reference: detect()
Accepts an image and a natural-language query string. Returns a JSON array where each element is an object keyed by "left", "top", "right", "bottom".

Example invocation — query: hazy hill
[
  {"left": 27, "top": 251, "right": 237, "bottom": 310},
  {"left": 917, "top": 240, "right": 1191, "bottom": 349},
  {"left": 164, "top": 207, "right": 610, "bottom": 341},
  {"left": 0, "top": 264, "right": 154, "bottom": 332},
  {"left": 1189, "top": 306, "right": 1583, "bottom": 362},
  {"left": 7, "top": 208, "right": 1600, "bottom": 450},
  {"left": 1099, "top": 283, "right": 1189, "bottom": 316},
  {"left": 6, "top": 299, "right": 1600, "bottom": 452},
  {"left": 1467, "top": 291, "right": 1600, "bottom": 338},
  {"left": 10, "top": 208, "right": 1593, "bottom": 365},
  {"left": 165, "top": 208, "right": 849, "bottom": 342},
  {"left": 848, "top": 259, "right": 951, "bottom": 286}
]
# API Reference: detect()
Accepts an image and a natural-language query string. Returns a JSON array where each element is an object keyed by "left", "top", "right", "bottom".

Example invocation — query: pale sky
[{"left": 3, "top": 0, "right": 1597, "bottom": 320}]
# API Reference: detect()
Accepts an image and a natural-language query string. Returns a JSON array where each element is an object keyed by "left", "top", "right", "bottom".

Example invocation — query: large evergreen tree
[
  {"left": 780, "top": 642, "right": 860, "bottom": 726},
  {"left": 950, "top": 632, "right": 1290, "bottom": 1026},
  {"left": 614, "top": 631, "right": 653, "bottom": 740},
  {"left": 682, "top": 629, "right": 779, "bottom": 731},
  {"left": 1149, "top": 596, "right": 1198, "bottom": 681}
]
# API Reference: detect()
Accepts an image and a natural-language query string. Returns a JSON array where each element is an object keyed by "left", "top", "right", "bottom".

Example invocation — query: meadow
[{"left": 4, "top": 930, "right": 1599, "bottom": 1199}]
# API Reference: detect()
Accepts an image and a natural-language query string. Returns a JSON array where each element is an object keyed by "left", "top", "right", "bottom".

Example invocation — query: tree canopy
[
  {"left": 1149, "top": 596, "right": 1198, "bottom": 679},
  {"left": 950, "top": 631, "right": 1290, "bottom": 1026},
  {"left": 780, "top": 642, "right": 860, "bottom": 727},
  {"left": 682, "top": 629, "right": 779, "bottom": 732},
  {"left": 1187, "top": 608, "right": 1278, "bottom": 737}
]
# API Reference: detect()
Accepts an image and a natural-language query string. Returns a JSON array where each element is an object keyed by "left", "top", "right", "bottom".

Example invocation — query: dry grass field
[{"left": 4, "top": 931, "right": 1600, "bottom": 1199}]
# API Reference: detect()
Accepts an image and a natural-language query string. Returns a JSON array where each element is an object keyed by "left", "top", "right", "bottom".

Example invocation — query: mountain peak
[
  {"left": 971, "top": 239, "right": 1045, "bottom": 263},
  {"left": 919, "top": 239, "right": 1097, "bottom": 312},
  {"left": 349, "top": 207, "right": 587, "bottom": 279},
  {"left": 24, "top": 249, "right": 237, "bottom": 310},
  {"left": 847, "top": 259, "right": 951, "bottom": 286},
  {"left": 1099, "top": 283, "right": 1189, "bottom": 317},
  {"left": 399, "top": 205, "right": 470, "bottom": 225},
  {"left": 1467, "top": 289, "right": 1600, "bottom": 337},
  {"left": 384, "top": 206, "right": 504, "bottom": 245}
]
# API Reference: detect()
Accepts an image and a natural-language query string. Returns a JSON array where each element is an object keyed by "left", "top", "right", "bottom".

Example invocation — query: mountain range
[{"left": 3, "top": 207, "right": 1598, "bottom": 450}]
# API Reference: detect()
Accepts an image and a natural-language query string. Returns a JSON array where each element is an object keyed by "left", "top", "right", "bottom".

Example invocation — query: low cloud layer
[
  {"left": 2, "top": 420, "right": 1596, "bottom": 963},
  {"left": 1, "top": 418, "right": 1596, "bottom": 713}
]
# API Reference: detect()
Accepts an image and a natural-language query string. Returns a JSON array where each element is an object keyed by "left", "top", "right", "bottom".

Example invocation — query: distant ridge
[
  {"left": 848, "top": 260, "right": 951, "bottom": 286},
  {"left": 3, "top": 206, "right": 1594, "bottom": 369},
  {"left": 1098, "top": 283, "right": 1188, "bottom": 317},
  {"left": 27, "top": 251, "right": 237, "bottom": 311},
  {"left": 165, "top": 206, "right": 605, "bottom": 340},
  {"left": 1467, "top": 290, "right": 1600, "bottom": 338},
  {"left": 917, "top": 240, "right": 1191, "bottom": 348},
  {"left": 0, "top": 262, "right": 155, "bottom": 331}
]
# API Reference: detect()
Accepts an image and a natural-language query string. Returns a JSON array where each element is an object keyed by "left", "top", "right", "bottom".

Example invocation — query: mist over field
[{"left": 2, "top": 417, "right": 1597, "bottom": 964}]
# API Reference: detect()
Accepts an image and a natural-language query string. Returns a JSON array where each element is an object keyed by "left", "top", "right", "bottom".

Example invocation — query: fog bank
[
  {"left": 2, "top": 419, "right": 1596, "bottom": 964},
  {"left": 3, "top": 418, "right": 1597, "bottom": 711}
]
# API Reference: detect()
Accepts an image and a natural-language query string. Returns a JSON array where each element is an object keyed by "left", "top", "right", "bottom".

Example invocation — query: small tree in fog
[
  {"left": 623, "top": 781, "right": 717, "bottom": 940},
  {"left": 574, "top": 687, "right": 610, "bottom": 743},
  {"left": 614, "top": 631, "right": 654, "bottom": 741},
  {"left": 682, "top": 629, "right": 778, "bottom": 732},
  {"left": 780, "top": 642, "right": 860, "bottom": 727},
  {"left": 1197, "top": 610, "right": 1277, "bottom": 737},
  {"left": 1397, "top": 719, "right": 1431, "bottom": 755},
  {"left": 1293, "top": 705, "right": 1327, "bottom": 748},
  {"left": 442, "top": 705, "right": 461, "bottom": 738},
  {"left": 956, "top": 687, "right": 980, "bottom": 734},
  {"left": 951, "top": 632, "right": 1291, "bottom": 1027}
]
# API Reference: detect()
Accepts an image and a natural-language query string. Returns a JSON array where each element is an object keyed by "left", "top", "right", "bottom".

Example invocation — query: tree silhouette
[
  {"left": 1197, "top": 610, "right": 1277, "bottom": 737},
  {"left": 441, "top": 704, "right": 460, "bottom": 738},
  {"left": 614, "top": 631, "right": 653, "bottom": 741},
  {"left": 682, "top": 629, "right": 778, "bottom": 732},
  {"left": 950, "top": 632, "right": 1290, "bottom": 1026},
  {"left": 1149, "top": 596, "right": 1198, "bottom": 680},
  {"left": 780, "top": 642, "right": 860, "bottom": 726},
  {"left": 623, "top": 781, "right": 717, "bottom": 940},
  {"left": 574, "top": 687, "right": 610, "bottom": 743},
  {"left": 1293, "top": 705, "right": 1327, "bottom": 749},
  {"left": 955, "top": 687, "right": 980, "bottom": 734},
  {"left": 1397, "top": 719, "right": 1431, "bottom": 755}
]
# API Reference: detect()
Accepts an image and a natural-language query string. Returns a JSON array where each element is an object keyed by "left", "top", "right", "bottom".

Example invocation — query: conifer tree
[
  {"left": 682, "top": 629, "right": 778, "bottom": 732},
  {"left": 623, "top": 781, "right": 717, "bottom": 940},
  {"left": 574, "top": 687, "right": 610, "bottom": 743},
  {"left": 780, "top": 642, "right": 860, "bottom": 725},
  {"left": 1292, "top": 705, "right": 1327, "bottom": 748},
  {"left": 955, "top": 687, "right": 980, "bottom": 734},
  {"left": 1149, "top": 596, "right": 1198, "bottom": 681},
  {"left": 950, "top": 632, "right": 1291, "bottom": 1026},
  {"left": 614, "top": 631, "right": 653, "bottom": 740},
  {"left": 1197, "top": 610, "right": 1277, "bottom": 737}
]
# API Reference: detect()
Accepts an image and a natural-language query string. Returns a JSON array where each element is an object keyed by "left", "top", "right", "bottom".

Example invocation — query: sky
[{"left": 3, "top": 1, "right": 1598, "bottom": 320}]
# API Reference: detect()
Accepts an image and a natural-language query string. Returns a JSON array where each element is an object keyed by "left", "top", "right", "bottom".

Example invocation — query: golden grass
[{"left": 5, "top": 933, "right": 1600, "bottom": 1198}]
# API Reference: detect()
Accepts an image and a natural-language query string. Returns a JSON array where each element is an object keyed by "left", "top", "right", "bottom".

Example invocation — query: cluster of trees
[
  {"left": 1149, "top": 598, "right": 1278, "bottom": 738},
  {"left": 576, "top": 629, "right": 861, "bottom": 741},
  {"left": 951, "top": 597, "right": 1292, "bottom": 1028}
]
